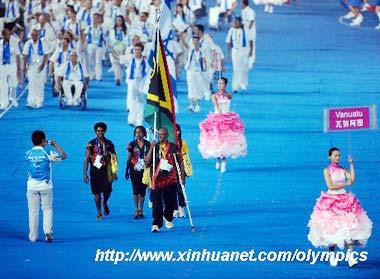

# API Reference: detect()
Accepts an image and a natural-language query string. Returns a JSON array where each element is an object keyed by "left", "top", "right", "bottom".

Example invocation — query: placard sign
[{"left": 324, "top": 106, "right": 377, "bottom": 133}]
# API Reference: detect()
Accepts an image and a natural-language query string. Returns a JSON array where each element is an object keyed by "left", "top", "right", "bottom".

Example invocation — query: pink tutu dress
[
  {"left": 307, "top": 163, "right": 372, "bottom": 249},
  {"left": 198, "top": 92, "right": 247, "bottom": 159}
]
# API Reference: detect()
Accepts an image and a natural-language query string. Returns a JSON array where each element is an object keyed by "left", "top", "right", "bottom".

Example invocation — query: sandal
[
  {"left": 138, "top": 210, "right": 144, "bottom": 218},
  {"left": 134, "top": 210, "right": 140, "bottom": 220},
  {"left": 104, "top": 203, "right": 110, "bottom": 216}
]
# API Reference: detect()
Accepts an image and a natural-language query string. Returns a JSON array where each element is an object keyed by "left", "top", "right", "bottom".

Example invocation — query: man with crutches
[{"left": 145, "top": 127, "right": 185, "bottom": 233}]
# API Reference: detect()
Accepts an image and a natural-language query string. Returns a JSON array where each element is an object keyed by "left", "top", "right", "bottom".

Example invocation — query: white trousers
[
  {"left": 232, "top": 48, "right": 249, "bottom": 91},
  {"left": 187, "top": 70, "right": 205, "bottom": 100},
  {"left": 109, "top": 53, "right": 122, "bottom": 81},
  {"left": 87, "top": 44, "right": 104, "bottom": 80},
  {"left": 126, "top": 79, "right": 145, "bottom": 126},
  {"left": 26, "top": 189, "right": 53, "bottom": 241},
  {"left": 27, "top": 65, "right": 46, "bottom": 108},
  {"left": 0, "top": 64, "right": 18, "bottom": 108},
  {"left": 209, "top": 7, "right": 221, "bottom": 28},
  {"left": 62, "top": 80, "right": 84, "bottom": 105}
]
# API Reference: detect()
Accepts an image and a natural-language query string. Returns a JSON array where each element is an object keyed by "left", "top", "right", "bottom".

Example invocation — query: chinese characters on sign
[{"left": 324, "top": 106, "right": 377, "bottom": 133}]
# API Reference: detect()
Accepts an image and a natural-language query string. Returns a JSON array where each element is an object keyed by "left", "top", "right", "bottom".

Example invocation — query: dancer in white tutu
[
  {"left": 307, "top": 147, "right": 372, "bottom": 267},
  {"left": 254, "top": 0, "right": 286, "bottom": 13}
]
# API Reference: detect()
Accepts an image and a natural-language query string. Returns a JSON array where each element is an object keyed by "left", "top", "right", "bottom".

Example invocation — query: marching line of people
[{"left": 0, "top": 0, "right": 259, "bottom": 126}]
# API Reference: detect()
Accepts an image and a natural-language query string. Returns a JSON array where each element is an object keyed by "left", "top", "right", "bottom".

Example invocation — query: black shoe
[
  {"left": 116, "top": 80, "right": 121, "bottom": 86},
  {"left": 45, "top": 233, "right": 53, "bottom": 243},
  {"left": 233, "top": 90, "right": 238, "bottom": 94}
]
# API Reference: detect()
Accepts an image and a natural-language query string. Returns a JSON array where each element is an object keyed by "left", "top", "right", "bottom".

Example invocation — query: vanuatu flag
[{"left": 145, "top": 30, "right": 178, "bottom": 145}]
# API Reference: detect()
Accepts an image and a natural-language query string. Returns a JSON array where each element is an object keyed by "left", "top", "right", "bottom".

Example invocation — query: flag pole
[{"left": 152, "top": 25, "right": 160, "bottom": 188}]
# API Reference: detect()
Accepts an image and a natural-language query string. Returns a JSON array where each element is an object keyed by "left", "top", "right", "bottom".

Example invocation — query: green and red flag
[{"left": 144, "top": 30, "right": 178, "bottom": 145}]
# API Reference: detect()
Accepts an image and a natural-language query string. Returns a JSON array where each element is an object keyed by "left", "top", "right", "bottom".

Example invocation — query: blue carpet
[{"left": 1, "top": 1, "right": 379, "bottom": 278}]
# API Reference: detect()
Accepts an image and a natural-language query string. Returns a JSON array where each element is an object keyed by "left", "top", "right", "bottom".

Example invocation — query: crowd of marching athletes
[
  {"left": 0, "top": 0, "right": 258, "bottom": 122},
  {"left": 9, "top": 0, "right": 372, "bottom": 268}
]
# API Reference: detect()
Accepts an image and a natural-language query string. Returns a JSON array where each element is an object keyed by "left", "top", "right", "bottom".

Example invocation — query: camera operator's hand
[
  {"left": 49, "top": 140, "right": 58, "bottom": 147},
  {"left": 50, "top": 140, "right": 67, "bottom": 160}
]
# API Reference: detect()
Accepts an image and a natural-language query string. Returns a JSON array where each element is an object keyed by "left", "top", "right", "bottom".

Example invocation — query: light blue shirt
[{"left": 25, "top": 146, "right": 62, "bottom": 190}]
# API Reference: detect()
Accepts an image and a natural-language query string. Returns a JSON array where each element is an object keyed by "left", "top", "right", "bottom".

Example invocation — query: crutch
[{"left": 173, "top": 154, "right": 195, "bottom": 232}]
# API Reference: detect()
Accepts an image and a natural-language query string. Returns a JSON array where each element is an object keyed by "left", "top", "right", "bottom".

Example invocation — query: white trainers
[
  {"left": 173, "top": 210, "right": 179, "bottom": 218},
  {"left": 347, "top": 251, "right": 358, "bottom": 268},
  {"left": 343, "top": 11, "right": 355, "bottom": 20},
  {"left": 329, "top": 253, "right": 338, "bottom": 267},
  {"left": 178, "top": 206, "right": 186, "bottom": 218},
  {"left": 215, "top": 159, "right": 221, "bottom": 170},
  {"left": 194, "top": 105, "right": 200, "bottom": 113},
  {"left": 151, "top": 225, "right": 160, "bottom": 233},
  {"left": 220, "top": 159, "right": 226, "bottom": 173},
  {"left": 164, "top": 217, "right": 174, "bottom": 229},
  {"left": 148, "top": 201, "right": 152, "bottom": 208},
  {"left": 264, "top": 4, "right": 269, "bottom": 13},
  {"left": 375, "top": 23, "right": 380, "bottom": 30},
  {"left": 268, "top": 5, "right": 274, "bottom": 13},
  {"left": 11, "top": 99, "right": 18, "bottom": 107},
  {"left": 350, "top": 15, "right": 363, "bottom": 26}
]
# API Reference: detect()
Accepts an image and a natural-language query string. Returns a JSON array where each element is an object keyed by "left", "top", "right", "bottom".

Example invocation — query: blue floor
[{"left": 1, "top": 1, "right": 380, "bottom": 278}]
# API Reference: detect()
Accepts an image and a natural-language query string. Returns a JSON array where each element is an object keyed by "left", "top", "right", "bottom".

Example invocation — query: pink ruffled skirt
[
  {"left": 307, "top": 191, "right": 372, "bottom": 249},
  {"left": 198, "top": 112, "right": 247, "bottom": 159}
]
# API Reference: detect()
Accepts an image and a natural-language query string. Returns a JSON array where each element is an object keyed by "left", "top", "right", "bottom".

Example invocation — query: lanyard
[
  {"left": 27, "top": 40, "right": 44, "bottom": 64},
  {"left": 65, "top": 62, "right": 84, "bottom": 81},
  {"left": 6, "top": 2, "right": 15, "bottom": 18},
  {"left": 135, "top": 140, "right": 147, "bottom": 159},
  {"left": 95, "top": 138, "right": 106, "bottom": 156},
  {"left": 129, "top": 58, "right": 146, "bottom": 79}
]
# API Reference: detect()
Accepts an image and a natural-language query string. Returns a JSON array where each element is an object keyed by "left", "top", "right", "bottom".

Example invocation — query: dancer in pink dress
[
  {"left": 307, "top": 147, "right": 372, "bottom": 267},
  {"left": 198, "top": 77, "right": 247, "bottom": 173}
]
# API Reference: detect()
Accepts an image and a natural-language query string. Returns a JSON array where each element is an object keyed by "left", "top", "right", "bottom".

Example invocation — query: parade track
[{"left": 0, "top": 1, "right": 379, "bottom": 278}]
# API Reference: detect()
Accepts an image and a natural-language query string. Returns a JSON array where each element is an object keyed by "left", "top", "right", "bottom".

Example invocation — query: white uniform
[
  {"left": 186, "top": 48, "right": 205, "bottom": 100},
  {"left": 50, "top": 47, "right": 71, "bottom": 80},
  {"left": 63, "top": 20, "right": 82, "bottom": 42},
  {"left": 104, "top": 4, "right": 124, "bottom": 30},
  {"left": 209, "top": 0, "right": 236, "bottom": 28},
  {"left": 34, "top": 23, "right": 56, "bottom": 55},
  {"left": 23, "top": 39, "right": 48, "bottom": 108},
  {"left": 209, "top": 43, "right": 225, "bottom": 81},
  {"left": 199, "top": 35, "right": 213, "bottom": 100},
  {"left": 137, "top": 20, "right": 154, "bottom": 43},
  {"left": 109, "top": 28, "right": 129, "bottom": 82},
  {"left": 4, "top": 0, "right": 20, "bottom": 24},
  {"left": 60, "top": 61, "right": 89, "bottom": 105},
  {"left": 0, "top": 38, "right": 20, "bottom": 109},
  {"left": 120, "top": 55, "right": 149, "bottom": 126},
  {"left": 241, "top": 6, "right": 256, "bottom": 68},
  {"left": 77, "top": 8, "right": 95, "bottom": 28},
  {"left": 63, "top": 20, "right": 84, "bottom": 59},
  {"left": 85, "top": 25, "right": 105, "bottom": 80},
  {"left": 226, "top": 27, "right": 249, "bottom": 92}
]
